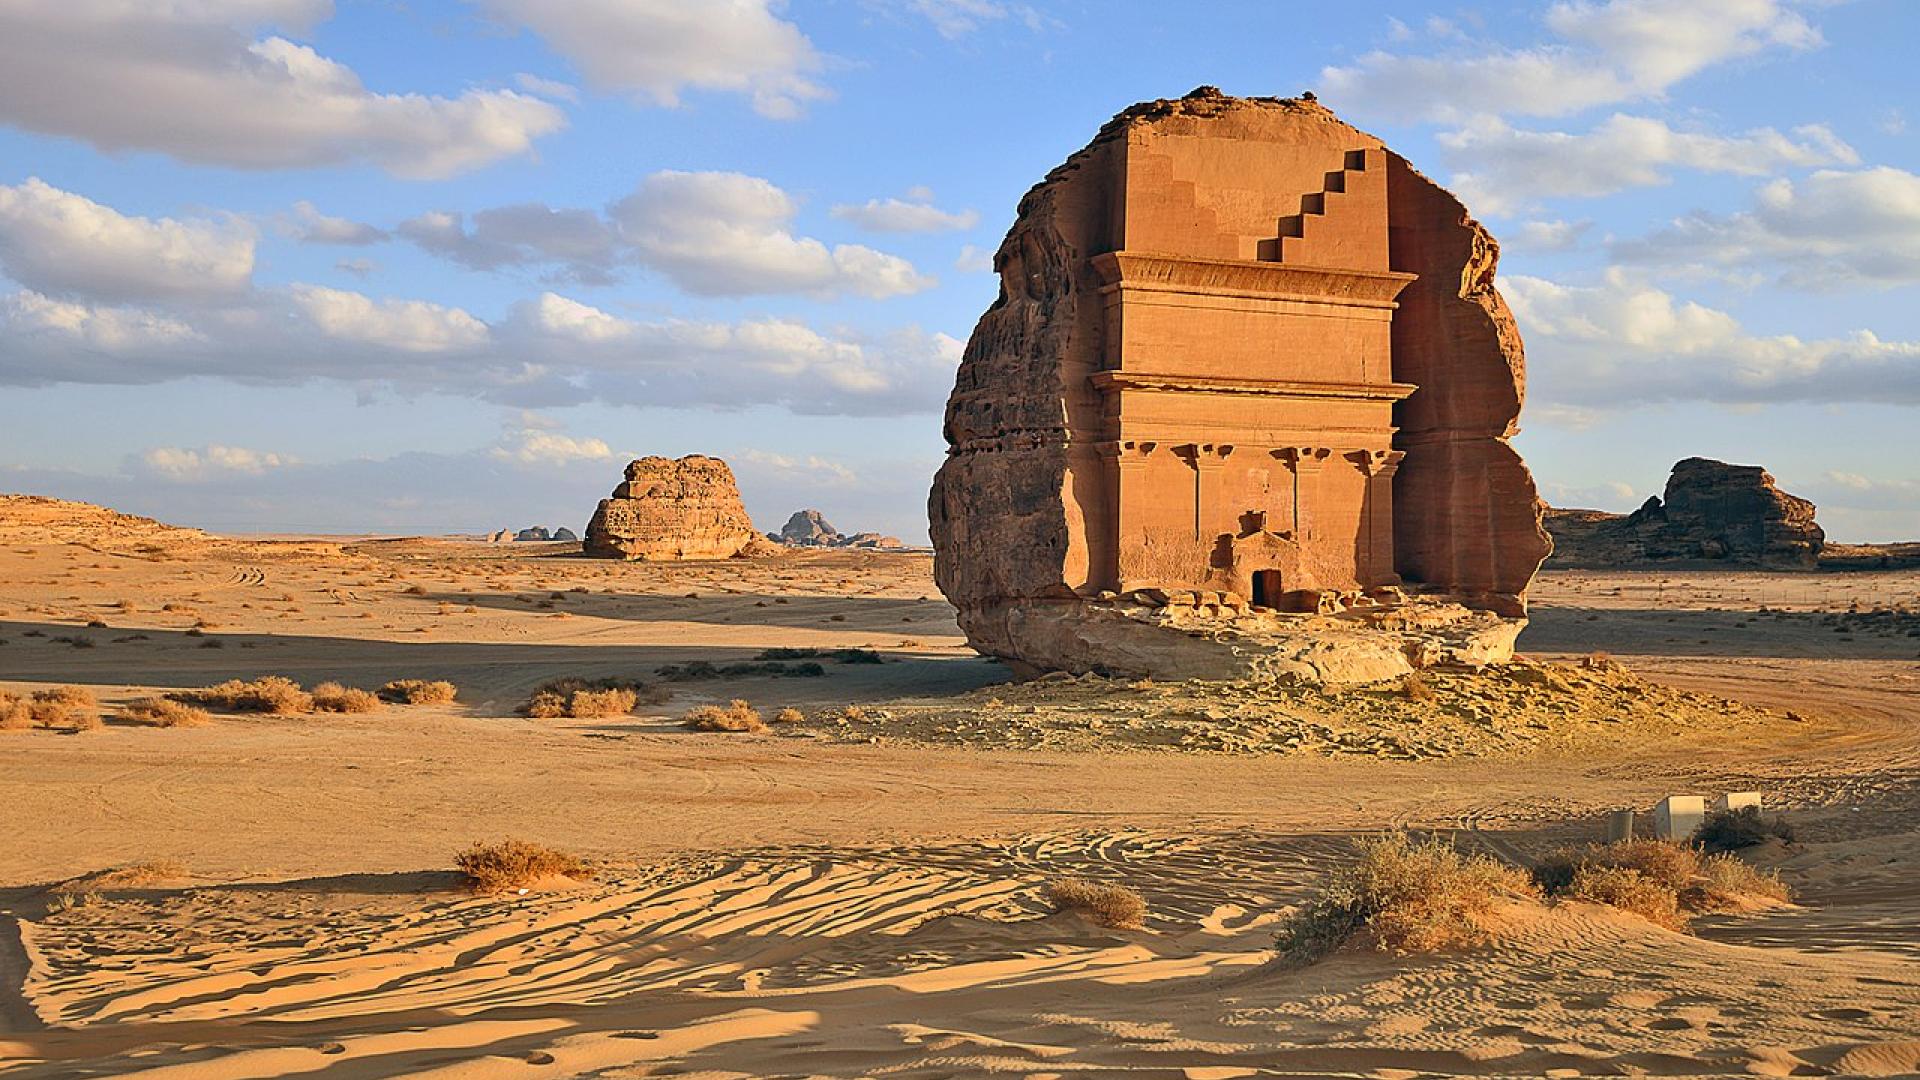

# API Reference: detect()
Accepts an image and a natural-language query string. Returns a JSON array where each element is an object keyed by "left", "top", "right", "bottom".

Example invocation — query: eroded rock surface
[
  {"left": 927, "top": 88, "right": 1547, "bottom": 683},
  {"left": 1547, "top": 458, "right": 1824, "bottom": 569},
  {"left": 585, "top": 456, "right": 774, "bottom": 561}
]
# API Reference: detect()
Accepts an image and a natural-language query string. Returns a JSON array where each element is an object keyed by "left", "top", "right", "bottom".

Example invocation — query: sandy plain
[{"left": 0, "top": 497, "right": 1916, "bottom": 1078}]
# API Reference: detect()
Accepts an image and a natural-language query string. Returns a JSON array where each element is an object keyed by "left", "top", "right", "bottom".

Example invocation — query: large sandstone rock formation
[
  {"left": 584, "top": 456, "right": 774, "bottom": 561},
  {"left": 1546, "top": 458, "right": 1824, "bottom": 569},
  {"left": 778, "top": 509, "right": 842, "bottom": 546},
  {"left": 927, "top": 88, "right": 1550, "bottom": 682}
]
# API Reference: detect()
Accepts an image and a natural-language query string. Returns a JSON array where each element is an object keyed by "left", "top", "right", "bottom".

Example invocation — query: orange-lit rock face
[
  {"left": 930, "top": 89, "right": 1550, "bottom": 672},
  {"left": 584, "top": 455, "right": 765, "bottom": 561}
]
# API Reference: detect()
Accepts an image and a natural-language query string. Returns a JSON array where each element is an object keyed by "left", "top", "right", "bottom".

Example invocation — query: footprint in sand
[
  {"left": 524, "top": 1051, "right": 556, "bottom": 1065},
  {"left": 315, "top": 1042, "right": 346, "bottom": 1055},
  {"left": 1811, "top": 1007, "right": 1874, "bottom": 1021}
]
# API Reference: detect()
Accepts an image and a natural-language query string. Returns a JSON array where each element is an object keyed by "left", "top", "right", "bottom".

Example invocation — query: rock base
[{"left": 982, "top": 593, "right": 1522, "bottom": 687}]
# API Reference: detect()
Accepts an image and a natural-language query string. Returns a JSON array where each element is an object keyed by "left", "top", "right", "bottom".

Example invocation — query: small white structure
[
  {"left": 1717, "top": 791, "right": 1762, "bottom": 812},
  {"left": 1606, "top": 809, "right": 1636, "bottom": 843},
  {"left": 1654, "top": 796, "right": 1706, "bottom": 841}
]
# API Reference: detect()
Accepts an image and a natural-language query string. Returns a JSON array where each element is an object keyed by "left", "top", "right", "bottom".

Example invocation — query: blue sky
[{"left": 1, "top": 0, "right": 1916, "bottom": 542}]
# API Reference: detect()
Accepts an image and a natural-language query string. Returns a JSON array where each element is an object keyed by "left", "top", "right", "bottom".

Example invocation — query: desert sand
[{"left": 1, "top": 497, "right": 1917, "bottom": 1077}]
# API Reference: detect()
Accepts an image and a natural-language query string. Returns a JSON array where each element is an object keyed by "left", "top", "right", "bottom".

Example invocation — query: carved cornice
[
  {"left": 1091, "top": 250, "right": 1417, "bottom": 308},
  {"left": 1091, "top": 370, "right": 1417, "bottom": 402}
]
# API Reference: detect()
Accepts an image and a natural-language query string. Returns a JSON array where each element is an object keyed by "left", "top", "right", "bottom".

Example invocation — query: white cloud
[
  {"left": 1322, "top": 0, "right": 1823, "bottom": 122},
  {"left": 489, "top": 426, "right": 615, "bottom": 466},
  {"left": 0, "top": 2, "right": 566, "bottom": 178},
  {"left": 288, "top": 201, "right": 386, "bottom": 246},
  {"left": 138, "top": 444, "right": 291, "bottom": 482},
  {"left": 0, "top": 178, "right": 255, "bottom": 301},
  {"left": 831, "top": 193, "right": 980, "bottom": 233},
  {"left": 734, "top": 448, "right": 859, "bottom": 486},
  {"left": 398, "top": 204, "right": 622, "bottom": 284},
  {"left": 1441, "top": 114, "right": 1856, "bottom": 213},
  {"left": 513, "top": 73, "right": 580, "bottom": 103},
  {"left": 1510, "top": 219, "right": 1594, "bottom": 252},
  {"left": 954, "top": 243, "right": 995, "bottom": 272},
  {"left": 289, "top": 285, "right": 491, "bottom": 353},
  {"left": 479, "top": 0, "right": 827, "bottom": 119},
  {"left": 1612, "top": 166, "right": 1920, "bottom": 288},
  {"left": 335, "top": 258, "right": 378, "bottom": 278},
  {"left": 1505, "top": 269, "right": 1920, "bottom": 405},
  {"left": 3, "top": 290, "right": 199, "bottom": 350},
  {"left": 612, "top": 171, "right": 935, "bottom": 298}
]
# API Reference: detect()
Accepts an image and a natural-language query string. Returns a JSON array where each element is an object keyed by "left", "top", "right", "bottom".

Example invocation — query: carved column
[
  {"left": 1274, "top": 446, "right": 1329, "bottom": 540},
  {"left": 1347, "top": 449, "right": 1405, "bottom": 584},
  {"left": 1101, "top": 440, "right": 1154, "bottom": 590}
]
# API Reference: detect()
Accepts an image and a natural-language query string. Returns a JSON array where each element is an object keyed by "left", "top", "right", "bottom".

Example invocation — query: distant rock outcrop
[
  {"left": 552, "top": 527, "right": 579, "bottom": 542},
  {"left": 585, "top": 456, "right": 777, "bottom": 561},
  {"left": 514, "top": 526, "right": 552, "bottom": 542},
  {"left": 1546, "top": 458, "right": 1824, "bottom": 569},
  {"left": 773, "top": 510, "right": 906, "bottom": 551},
  {"left": 778, "top": 509, "right": 841, "bottom": 546},
  {"left": 487, "top": 529, "right": 513, "bottom": 544}
]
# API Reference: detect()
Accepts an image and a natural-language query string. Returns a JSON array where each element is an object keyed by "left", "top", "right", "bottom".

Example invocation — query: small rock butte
[{"left": 585, "top": 455, "right": 775, "bottom": 561}]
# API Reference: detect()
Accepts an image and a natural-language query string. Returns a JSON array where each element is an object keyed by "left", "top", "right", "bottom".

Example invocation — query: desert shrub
[
  {"left": 754, "top": 646, "right": 884, "bottom": 664},
  {"left": 772, "top": 707, "right": 805, "bottom": 724},
  {"left": 571, "top": 687, "right": 637, "bottom": 717},
  {"left": 1694, "top": 852, "right": 1791, "bottom": 908},
  {"left": 1536, "top": 838, "right": 1699, "bottom": 895},
  {"left": 683, "top": 699, "right": 765, "bottom": 732},
  {"left": 21, "top": 687, "right": 102, "bottom": 731},
  {"left": 1695, "top": 806, "right": 1795, "bottom": 852},
  {"left": 1535, "top": 838, "right": 1790, "bottom": 927},
  {"left": 312, "top": 682, "right": 382, "bottom": 713},
  {"left": 175, "top": 676, "right": 313, "bottom": 715},
  {"left": 0, "top": 693, "right": 31, "bottom": 731},
  {"left": 455, "top": 840, "right": 590, "bottom": 893},
  {"left": 522, "top": 677, "right": 653, "bottom": 719},
  {"left": 402, "top": 584, "right": 427, "bottom": 596},
  {"left": 1047, "top": 878, "right": 1148, "bottom": 929},
  {"left": 1399, "top": 672, "right": 1437, "bottom": 701},
  {"left": 378, "top": 679, "right": 458, "bottom": 705},
  {"left": 1564, "top": 865, "right": 1686, "bottom": 930},
  {"left": 1274, "top": 834, "right": 1537, "bottom": 965},
  {"left": 120, "top": 697, "right": 212, "bottom": 728}
]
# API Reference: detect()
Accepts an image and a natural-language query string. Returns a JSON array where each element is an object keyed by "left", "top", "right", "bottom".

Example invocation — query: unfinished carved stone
[
  {"left": 928, "top": 88, "right": 1550, "bottom": 682},
  {"left": 1546, "top": 457, "right": 1824, "bottom": 569},
  {"left": 585, "top": 455, "right": 774, "bottom": 561}
]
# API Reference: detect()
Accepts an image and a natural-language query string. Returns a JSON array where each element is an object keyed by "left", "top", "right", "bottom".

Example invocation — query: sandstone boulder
[
  {"left": 584, "top": 456, "right": 772, "bottom": 561},
  {"left": 1546, "top": 458, "right": 1824, "bottom": 569},
  {"left": 927, "top": 88, "right": 1546, "bottom": 683}
]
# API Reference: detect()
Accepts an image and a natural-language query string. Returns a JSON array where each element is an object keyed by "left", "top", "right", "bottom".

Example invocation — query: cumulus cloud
[
  {"left": 489, "top": 425, "right": 616, "bottom": 466},
  {"left": 733, "top": 448, "right": 859, "bottom": 486},
  {"left": 896, "top": 0, "right": 1045, "bottom": 38},
  {"left": 1441, "top": 114, "right": 1856, "bottom": 214},
  {"left": 0, "top": 184, "right": 955, "bottom": 415},
  {"left": 0, "top": 178, "right": 255, "bottom": 301},
  {"left": 612, "top": 171, "right": 935, "bottom": 298},
  {"left": 1611, "top": 166, "right": 1920, "bottom": 288},
  {"left": 1322, "top": 0, "right": 1823, "bottom": 122},
  {"left": 1510, "top": 219, "right": 1594, "bottom": 252},
  {"left": 478, "top": 0, "right": 827, "bottom": 119},
  {"left": 289, "top": 285, "right": 491, "bottom": 353},
  {"left": 2, "top": 290, "right": 199, "bottom": 350},
  {"left": 397, "top": 205, "right": 622, "bottom": 284},
  {"left": 0, "top": 1, "right": 566, "bottom": 177},
  {"left": 136, "top": 445, "right": 292, "bottom": 482},
  {"left": 1, "top": 284, "right": 960, "bottom": 415},
  {"left": 1505, "top": 269, "right": 1920, "bottom": 406},
  {"left": 831, "top": 192, "right": 979, "bottom": 233},
  {"left": 287, "top": 201, "right": 386, "bottom": 246}
]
